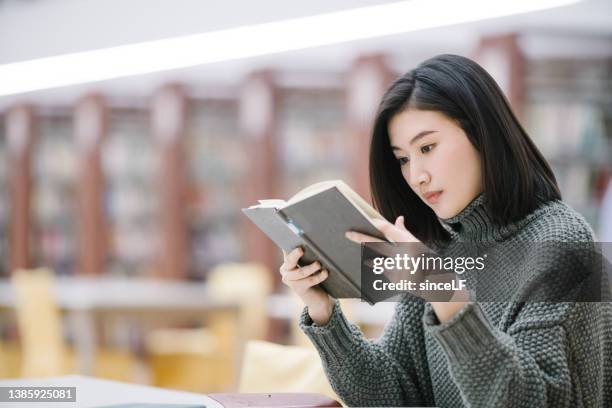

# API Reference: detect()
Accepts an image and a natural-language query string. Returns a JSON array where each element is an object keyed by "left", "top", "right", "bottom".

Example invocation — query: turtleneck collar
[{"left": 438, "top": 192, "right": 529, "bottom": 242}]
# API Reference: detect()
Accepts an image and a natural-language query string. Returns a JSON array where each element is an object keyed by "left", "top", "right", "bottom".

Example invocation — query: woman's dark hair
[{"left": 369, "top": 54, "right": 561, "bottom": 246}]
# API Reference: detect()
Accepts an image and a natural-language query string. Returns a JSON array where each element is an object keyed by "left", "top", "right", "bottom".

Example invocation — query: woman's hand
[
  {"left": 345, "top": 215, "right": 470, "bottom": 323},
  {"left": 344, "top": 216, "right": 419, "bottom": 244},
  {"left": 280, "top": 247, "right": 335, "bottom": 325},
  {"left": 430, "top": 299, "right": 470, "bottom": 323}
]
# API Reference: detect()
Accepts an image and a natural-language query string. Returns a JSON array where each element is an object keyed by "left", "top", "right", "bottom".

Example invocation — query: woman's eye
[
  {"left": 397, "top": 157, "right": 409, "bottom": 166},
  {"left": 421, "top": 144, "right": 435, "bottom": 153}
]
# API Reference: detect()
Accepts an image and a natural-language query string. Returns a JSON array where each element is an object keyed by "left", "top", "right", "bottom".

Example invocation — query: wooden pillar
[
  {"left": 75, "top": 94, "right": 107, "bottom": 275},
  {"left": 347, "top": 54, "right": 395, "bottom": 202},
  {"left": 238, "top": 72, "right": 284, "bottom": 342},
  {"left": 239, "top": 71, "right": 279, "bottom": 275},
  {"left": 152, "top": 84, "right": 189, "bottom": 279},
  {"left": 474, "top": 33, "right": 525, "bottom": 119},
  {"left": 6, "top": 105, "right": 35, "bottom": 273}
]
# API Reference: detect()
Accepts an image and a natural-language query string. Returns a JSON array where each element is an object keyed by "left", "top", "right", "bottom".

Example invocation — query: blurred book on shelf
[
  {"left": 33, "top": 113, "right": 78, "bottom": 276},
  {"left": 103, "top": 108, "right": 161, "bottom": 277},
  {"left": 186, "top": 99, "right": 246, "bottom": 280}
]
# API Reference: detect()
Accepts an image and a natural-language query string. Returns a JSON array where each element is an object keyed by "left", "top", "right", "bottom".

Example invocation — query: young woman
[{"left": 279, "top": 54, "right": 612, "bottom": 407}]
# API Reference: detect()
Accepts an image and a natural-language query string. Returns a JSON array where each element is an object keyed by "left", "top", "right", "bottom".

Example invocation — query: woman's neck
[{"left": 439, "top": 193, "right": 525, "bottom": 242}]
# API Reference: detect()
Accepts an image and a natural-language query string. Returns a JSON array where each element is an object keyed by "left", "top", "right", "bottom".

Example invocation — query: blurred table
[
  {"left": 0, "top": 277, "right": 395, "bottom": 375},
  {"left": 0, "top": 277, "right": 240, "bottom": 375},
  {"left": 0, "top": 375, "right": 220, "bottom": 408}
]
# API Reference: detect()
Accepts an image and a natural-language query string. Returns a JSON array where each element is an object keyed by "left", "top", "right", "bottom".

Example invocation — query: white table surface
[
  {"left": 0, "top": 375, "right": 222, "bottom": 408},
  {"left": 0, "top": 277, "right": 395, "bottom": 324},
  {"left": 0, "top": 276, "right": 234, "bottom": 311}
]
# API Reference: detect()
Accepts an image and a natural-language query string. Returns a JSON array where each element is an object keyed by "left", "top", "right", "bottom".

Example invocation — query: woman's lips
[{"left": 424, "top": 190, "right": 443, "bottom": 204}]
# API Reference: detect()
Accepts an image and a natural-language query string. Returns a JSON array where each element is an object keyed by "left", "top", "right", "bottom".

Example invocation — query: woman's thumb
[{"left": 395, "top": 216, "right": 407, "bottom": 230}]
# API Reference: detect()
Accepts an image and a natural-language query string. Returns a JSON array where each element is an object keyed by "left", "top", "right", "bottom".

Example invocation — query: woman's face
[{"left": 388, "top": 108, "right": 483, "bottom": 219}]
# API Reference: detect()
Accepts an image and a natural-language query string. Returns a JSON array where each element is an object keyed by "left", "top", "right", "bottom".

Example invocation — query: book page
[
  {"left": 286, "top": 180, "right": 339, "bottom": 205},
  {"left": 246, "top": 199, "right": 286, "bottom": 209},
  {"left": 286, "top": 179, "right": 386, "bottom": 224}
]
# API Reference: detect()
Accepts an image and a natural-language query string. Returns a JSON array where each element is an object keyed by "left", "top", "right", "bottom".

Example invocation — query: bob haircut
[{"left": 369, "top": 54, "right": 561, "bottom": 246}]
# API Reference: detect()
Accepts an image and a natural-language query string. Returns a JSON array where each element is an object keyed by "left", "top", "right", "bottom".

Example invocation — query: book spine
[{"left": 276, "top": 209, "right": 369, "bottom": 302}]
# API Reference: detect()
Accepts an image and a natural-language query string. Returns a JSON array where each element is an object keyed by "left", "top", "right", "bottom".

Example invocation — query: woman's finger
[
  {"left": 294, "top": 269, "right": 329, "bottom": 291},
  {"left": 372, "top": 217, "right": 417, "bottom": 243},
  {"left": 282, "top": 261, "right": 321, "bottom": 282},
  {"left": 395, "top": 216, "right": 406, "bottom": 229},
  {"left": 345, "top": 230, "right": 385, "bottom": 244},
  {"left": 285, "top": 247, "right": 304, "bottom": 267}
]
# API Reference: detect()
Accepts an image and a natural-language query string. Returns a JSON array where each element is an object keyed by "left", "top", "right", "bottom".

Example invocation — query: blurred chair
[
  {"left": 238, "top": 340, "right": 338, "bottom": 403},
  {"left": 0, "top": 340, "right": 6, "bottom": 377},
  {"left": 146, "top": 327, "right": 229, "bottom": 392},
  {"left": 146, "top": 262, "right": 273, "bottom": 392},
  {"left": 207, "top": 262, "right": 273, "bottom": 342},
  {"left": 93, "top": 348, "right": 139, "bottom": 382},
  {"left": 11, "top": 268, "right": 136, "bottom": 380},
  {"left": 0, "top": 340, "right": 23, "bottom": 378},
  {"left": 12, "top": 268, "right": 70, "bottom": 377}
]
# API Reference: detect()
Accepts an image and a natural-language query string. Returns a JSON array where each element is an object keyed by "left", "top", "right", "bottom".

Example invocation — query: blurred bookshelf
[
  {"left": 1, "top": 55, "right": 610, "bottom": 280},
  {"left": 185, "top": 98, "right": 247, "bottom": 280},
  {"left": 32, "top": 111, "right": 78, "bottom": 275},
  {"left": 102, "top": 107, "right": 161, "bottom": 277},
  {"left": 277, "top": 87, "right": 350, "bottom": 197},
  {"left": 524, "top": 57, "right": 612, "bottom": 228},
  {"left": 0, "top": 116, "right": 7, "bottom": 276}
]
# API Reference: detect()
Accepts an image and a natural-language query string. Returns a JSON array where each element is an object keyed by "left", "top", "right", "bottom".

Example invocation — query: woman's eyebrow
[{"left": 391, "top": 130, "right": 437, "bottom": 150}]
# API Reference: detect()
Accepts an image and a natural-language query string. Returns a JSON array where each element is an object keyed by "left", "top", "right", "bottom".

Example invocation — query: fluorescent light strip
[{"left": 0, "top": 0, "right": 579, "bottom": 96}]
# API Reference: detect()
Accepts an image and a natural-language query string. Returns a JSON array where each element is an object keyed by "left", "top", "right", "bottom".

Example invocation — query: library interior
[{"left": 0, "top": 0, "right": 611, "bottom": 405}]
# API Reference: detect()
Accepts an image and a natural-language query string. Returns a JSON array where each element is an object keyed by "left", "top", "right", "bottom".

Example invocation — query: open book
[{"left": 242, "top": 180, "right": 388, "bottom": 303}]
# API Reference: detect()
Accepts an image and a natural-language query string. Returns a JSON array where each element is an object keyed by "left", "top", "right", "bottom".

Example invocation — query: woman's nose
[
  {"left": 416, "top": 173, "right": 430, "bottom": 187},
  {"left": 409, "top": 162, "right": 430, "bottom": 187}
]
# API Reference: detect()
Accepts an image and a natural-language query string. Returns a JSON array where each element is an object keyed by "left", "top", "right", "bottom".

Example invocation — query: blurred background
[{"left": 0, "top": 0, "right": 611, "bottom": 397}]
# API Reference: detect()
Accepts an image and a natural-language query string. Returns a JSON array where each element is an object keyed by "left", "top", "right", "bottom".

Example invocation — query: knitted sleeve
[
  {"left": 423, "top": 300, "right": 608, "bottom": 407},
  {"left": 299, "top": 295, "right": 434, "bottom": 407}
]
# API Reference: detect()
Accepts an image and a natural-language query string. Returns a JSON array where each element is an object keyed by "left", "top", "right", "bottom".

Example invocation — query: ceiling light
[{"left": 0, "top": 0, "right": 580, "bottom": 96}]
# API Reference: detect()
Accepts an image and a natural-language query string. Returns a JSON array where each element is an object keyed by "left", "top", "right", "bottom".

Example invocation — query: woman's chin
[
  {"left": 425, "top": 197, "right": 460, "bottom": 219},
  {"left": 433, "top": 205, "right": 456, "bottom": 220}
]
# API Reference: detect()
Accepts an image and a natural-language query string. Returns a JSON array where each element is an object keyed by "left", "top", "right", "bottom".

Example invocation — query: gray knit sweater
[{"left": 300, "top": 194, "right": 612, "bottom": 407}]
